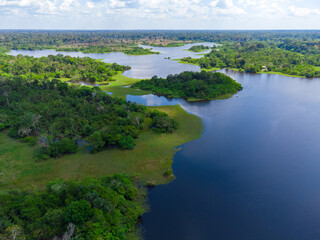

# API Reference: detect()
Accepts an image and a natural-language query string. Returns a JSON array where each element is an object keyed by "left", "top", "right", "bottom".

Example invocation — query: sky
[{"left": 0, "top": 0, "right": 320, "bottom": 29}]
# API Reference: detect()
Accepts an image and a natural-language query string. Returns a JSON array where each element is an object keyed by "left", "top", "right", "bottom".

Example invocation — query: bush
[
  {"left": 33, "top": 147, "right": 50, "bottom": 161},
  {"left": 0, "top": 123, "right": 5, "bottom": 131},
  {"left": 151, "top": 112, "right": 178, "bottom": 133},
  {"left": 20, "top": 136, "right": 37, "bottom": 146},
  {"left": 7, "top": 128, "right": 19, "bottom": 139},
  {"left": 65, "top": 200, "right": 93, "bottom": 226},
  {"left": 119, "top": 135, "right": 135, "bottom": 150},
  {"left": 48, "top": 138, "right": 78, "bottom": 157}
]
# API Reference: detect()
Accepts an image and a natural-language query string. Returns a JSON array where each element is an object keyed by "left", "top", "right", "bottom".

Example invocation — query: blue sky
[{"left": 0, "top": 0, "right": 320, "bottom": 29}]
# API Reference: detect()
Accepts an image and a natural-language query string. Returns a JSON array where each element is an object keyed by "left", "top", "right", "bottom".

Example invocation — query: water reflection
[{"left": 141, "top": 71, "right": 320, "bottom": 240}]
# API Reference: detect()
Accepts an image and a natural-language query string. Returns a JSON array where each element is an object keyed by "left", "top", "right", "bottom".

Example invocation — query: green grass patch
[
  {"left": 0, "top": 105, "right": 203, "bottom": 190},
  {"left": 100, "top": 73, "right": 150, "bottom": 98}
]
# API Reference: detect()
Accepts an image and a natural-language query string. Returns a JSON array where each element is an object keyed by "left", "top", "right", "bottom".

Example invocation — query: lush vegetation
[
  {"left": 4, "top": 30, "right": 320, "bottom": 77},
  {"left": 188, "top": 45, "right": 210, "bottom": 52},
  {"left": 0, "top": 78, "right": 177, "bottom": 160},
  {"left": 0, "top": 174, "right": 145, "bottom": 240},
  {"left": 0, "top": 105, "right": 203, "bottom": 190},
  {"left": 132, "top": 71, "right": 242, "bottom": 101},
  {"left": 3, "top": 30, "right": 320, "bottom": 50},
  {"left": 123, "top": 47, "right": 159, "bottom": 55},
  {"left": 181, "top": 42, "right": 320, "bottom": 77},
  {"left": 0, "top": 54, "right": 130, "bottom": 83}
]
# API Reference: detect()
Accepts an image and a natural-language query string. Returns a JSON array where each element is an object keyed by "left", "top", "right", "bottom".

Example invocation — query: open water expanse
[{"left": 10, "top": 43, "right": 320, "bottom": 239}]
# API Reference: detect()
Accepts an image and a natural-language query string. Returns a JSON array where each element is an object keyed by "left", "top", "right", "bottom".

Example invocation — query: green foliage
[
  {"left": 0, "top": 175, "right": 144, "bottom": 239},
  {"left": 20, "top": 136, "right": 37, "bottom": 146},
  {"left": 0, "top": 54, "right": 130, "bottom": 83},
  {"left": 47, "top": 138, "right": 78, "bottom": 157},
  {"left": 182, "top": 41, "right": 320, "bottom": 77},
  {"left": 7, "top": 128, "right": 19, "bottom": 139},
  {"left": 88, "top": 131, "right": 105, "bottom": 153},
  {"left": 150, "top": 111, "right": 178, "bottom": 133},
  {"left": 188, "top": 45, "right": 210, "bottom": 52},
  {"left": 132, "top": 71, "right": 243, "bottom": 101},
  {"left": 65, "top": 200, "right": 93, "bottom": 226},
  {"left": 118, "top": 135, "right": 136, "bottom": 150},
  {"left": 0, "top": 123, "right": 5, "bottom": 131},
  {"left": 0, "top": 78, "right": 176, "bottom": 159},
  {"left": 123, "top": 47, "right": 160, "bottom": 55}
]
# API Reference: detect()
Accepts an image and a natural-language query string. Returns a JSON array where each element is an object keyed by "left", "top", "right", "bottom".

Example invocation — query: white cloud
[
  {"left": 289, "top": 5, "right": 320, "bottom": 17},
  {"left": 0, "top": 0, "right": 319, "bottom": 29},
  {"left": 109, "top": 0, "right": 126, "bottom": 8}
]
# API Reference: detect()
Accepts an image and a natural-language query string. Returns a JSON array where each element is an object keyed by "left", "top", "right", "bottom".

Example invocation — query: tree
[
  {"left": 65, "top": 200, "right": 93, "bottom": 226},
  {"left": 62, "top": 223, "right": 75, "bottom": 240},
  {"left": 31, "top": 114, "right": 41, "bottom": 135},
  {"left": 3, "top": 89, "right": 9, "bottom": 107},
  {"left": 5, "top": 225, "right": 25, "bottom": 240}
]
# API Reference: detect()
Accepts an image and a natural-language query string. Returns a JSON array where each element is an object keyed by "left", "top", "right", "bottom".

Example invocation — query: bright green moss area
[
  {"left": 0, "top": 105, "right": 203, "bottom": 190},
  {"left": 100, "top": 73, "right": 151, "bottom": 98}
]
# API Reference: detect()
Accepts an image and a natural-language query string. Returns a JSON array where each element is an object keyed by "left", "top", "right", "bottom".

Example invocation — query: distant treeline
[
  {"left": 132, "top": 71, "right": 242, "bottom": 101},
  {"left": 182, "top": 41, "right": 320, "bottom": 77},
  {"left": 2, "top": 30, "right": 320, "bottom": 48}
]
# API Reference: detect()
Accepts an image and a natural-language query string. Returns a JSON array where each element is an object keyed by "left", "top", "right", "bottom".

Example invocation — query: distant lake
[{"left": 10, "top": 45, "right": 320, "bottom": 240}]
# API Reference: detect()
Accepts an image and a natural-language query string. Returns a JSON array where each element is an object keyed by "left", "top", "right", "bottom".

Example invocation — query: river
[{"left": 9, "top": 44, "right": 320, "bottom": 240}]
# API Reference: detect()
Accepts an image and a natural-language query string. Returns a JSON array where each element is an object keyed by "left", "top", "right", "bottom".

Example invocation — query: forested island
[
  {"left": 132, "top": 71, "right": 242, "bottom": 101},
  {"left": 187, "top": 45, "right": 210, "bottom": 52}
]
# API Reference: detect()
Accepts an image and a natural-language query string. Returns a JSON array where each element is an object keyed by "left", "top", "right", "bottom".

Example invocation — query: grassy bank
[
  {"left": 0, "top": 105, "right": 203, "bottom": 190},
  {"left": 174, "top": 59, "right": 220, "bottom": 71},
  {"left": 100, "top": 73, "right": 150, "bottom": 98}
]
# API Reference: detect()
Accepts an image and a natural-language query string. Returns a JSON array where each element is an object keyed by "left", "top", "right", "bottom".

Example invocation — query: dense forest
[
  {"left": 132, "top": 71, "right": 242, "bottom": 101},
  {"left": 0, "top": 77, "right": 177, "bottom": 160},
  {"left": 181, "top": 42, "right": 320, "bottom": 77},
  {"left": 2, "top": 30, "right": 320, "bottom": 49},
  {"left": 2, "top": 30, "right": 320, "bottom": 54},
  {"left": 0, "top": 174, "right": 144, "bottom": 240},
  {"left": 0, "top": 54, "right": 130, "bottom": 83}
]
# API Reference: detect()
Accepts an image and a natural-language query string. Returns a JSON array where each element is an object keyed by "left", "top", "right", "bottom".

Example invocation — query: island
[
  {"left": 187, "top": 44, "right": 210, "bottom": 52},
  {"left": 131, "top": 71, "right": 243, "bottom": 101}
]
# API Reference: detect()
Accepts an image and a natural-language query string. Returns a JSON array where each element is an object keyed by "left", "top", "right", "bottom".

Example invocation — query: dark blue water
[{"left": 132, "top": 70, "right": 320, "bottom": 240}]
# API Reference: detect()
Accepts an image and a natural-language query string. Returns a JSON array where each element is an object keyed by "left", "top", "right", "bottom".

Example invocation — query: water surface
[
  {"left": 9, "top": 42, "right": 214, "bottom": 79},
  {"left": 138, "top": 70, "right": 320, "bottom": 240}
]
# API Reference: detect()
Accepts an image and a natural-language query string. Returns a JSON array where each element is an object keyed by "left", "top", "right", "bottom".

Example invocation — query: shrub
[
  {"left": 7, "top": 128, "right": 19, "bottom": 139},
  {"left": 119, "top": 135, "right": 135, "bottom": 150},
  {"left": 65, "top": 200, "right": 93, "bottom": 226},
  {"left": 20, "top": 136, "right": 37, "bottom": 146}
]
